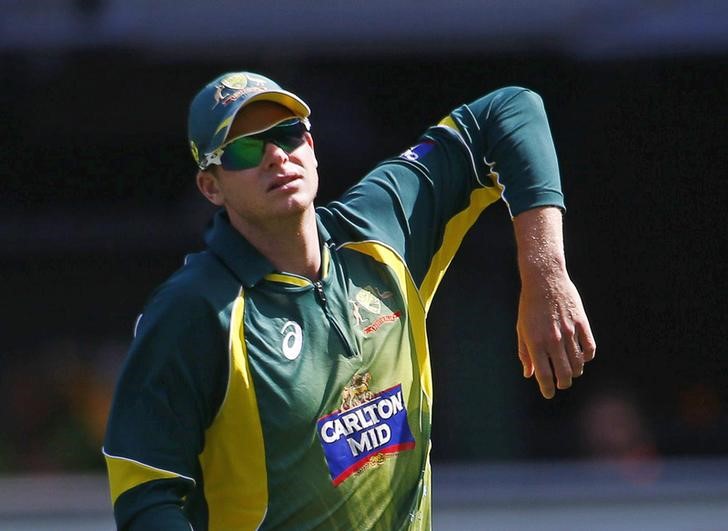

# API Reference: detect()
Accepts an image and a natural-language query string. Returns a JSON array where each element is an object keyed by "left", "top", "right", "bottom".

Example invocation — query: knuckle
[{"left": 549, "top": 326, "right": 563, "bottom": 344}]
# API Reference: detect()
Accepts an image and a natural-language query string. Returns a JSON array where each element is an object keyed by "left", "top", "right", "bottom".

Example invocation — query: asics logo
[{"left": 281, "top": 320, "right": 303, "bottom": 360}]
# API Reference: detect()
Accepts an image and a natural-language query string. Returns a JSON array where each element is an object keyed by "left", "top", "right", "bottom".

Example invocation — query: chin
[{"left": 274, "top": 195, "right": 315, "bottom": 217}]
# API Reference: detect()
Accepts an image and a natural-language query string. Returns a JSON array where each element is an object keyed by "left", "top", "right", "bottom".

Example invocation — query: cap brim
[
  {"left": 244, "top": 90, "right": 311, "bottom": 119},
  {"left": 212, "top": 90, "right": 311, "bottom": 145}
]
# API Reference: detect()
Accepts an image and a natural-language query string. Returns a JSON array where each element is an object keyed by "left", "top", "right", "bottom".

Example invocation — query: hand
[
  {"left": 513, "top": 207, "right": 596, "bottom": 399},
  {"left": 517, "top": 273, "right": 596, "bottom": 398}
]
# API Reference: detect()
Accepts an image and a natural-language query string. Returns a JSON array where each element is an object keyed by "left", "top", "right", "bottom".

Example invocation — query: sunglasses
[{"left": 218, "top": 119, "right": 309, "bottom": 171}]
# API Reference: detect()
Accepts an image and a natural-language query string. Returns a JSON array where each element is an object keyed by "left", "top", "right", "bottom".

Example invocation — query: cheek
[
  {"left": 307, "top": 163, "right": 319, "bottom": 192},
  {"left": 297, "top": 140, "right": 317, "bottom": 169}
]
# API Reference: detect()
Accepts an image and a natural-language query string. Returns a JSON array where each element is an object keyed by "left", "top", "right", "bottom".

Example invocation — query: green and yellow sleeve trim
[{"left": 103, "top": 449, "right": 196, "bottom": 505}]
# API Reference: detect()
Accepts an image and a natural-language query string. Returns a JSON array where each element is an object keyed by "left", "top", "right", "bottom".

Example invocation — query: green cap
[{"left": 188, "top": 72, "right": 311, "bottom": 170}]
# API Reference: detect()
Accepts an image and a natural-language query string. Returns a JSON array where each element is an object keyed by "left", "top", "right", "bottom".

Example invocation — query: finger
[
  {"left": 548, "top": 344, "right": 573, "bottom": 391},
  {"left": 576, "top": 320, "right": 597, "bottom": 362},
  {"left": 530, "top": 351, "right": 556, "bottom": 399},
  {"left": 518, "top": 335, "right": 534, "bottom": 378},
  {"left": 564, "top": 327, "right": 584, "bottom": 377}
]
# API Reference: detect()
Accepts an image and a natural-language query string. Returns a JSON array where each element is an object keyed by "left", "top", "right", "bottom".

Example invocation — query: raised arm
[
  {"left": 321, "top": 85, "right": 596, "bottom": 398},
  {"left": 465, "top": 88, "right": 596, "bottom": 397},
  {"left": 513, "top": 206, "right": 596, "bottom": 398}
]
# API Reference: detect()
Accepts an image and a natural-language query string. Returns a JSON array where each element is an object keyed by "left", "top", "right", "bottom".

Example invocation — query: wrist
[
  {"left": 518, "top": 252, "right": 567, "bottom": 286},
  {"left": 513, "top": 206, "right": 567, "bottom": 285}
]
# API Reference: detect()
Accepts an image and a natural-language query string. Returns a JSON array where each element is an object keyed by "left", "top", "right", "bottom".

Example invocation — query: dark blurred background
[{"left": 1, "top": 0, "right": 727, "bottom": 475}]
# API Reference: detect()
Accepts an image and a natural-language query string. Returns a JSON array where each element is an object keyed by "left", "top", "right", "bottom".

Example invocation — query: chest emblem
[
  {"left": 317, "top": 373, "right": 416, "bottom": 486},
  {"left": 349, "top": 285, "right": 401, "bottom": 334},
  {"left": 280, "top": 320, "right": 303, "bottom": 360}
]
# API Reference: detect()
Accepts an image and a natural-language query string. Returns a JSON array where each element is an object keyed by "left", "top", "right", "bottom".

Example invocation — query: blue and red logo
[{"left": 317, "top": 383, "right": 415, "bottom": 486}]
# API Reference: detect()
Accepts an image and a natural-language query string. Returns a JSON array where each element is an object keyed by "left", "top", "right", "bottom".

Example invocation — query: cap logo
[
  {"left": 220, "top": 73, "right": 248, "bottom": 90},
  {"left": 189, "top": 141, "right": 200, "bottom": 165},
  {"left": 212, "top": 73, "right": 268, "bottom": 109}
]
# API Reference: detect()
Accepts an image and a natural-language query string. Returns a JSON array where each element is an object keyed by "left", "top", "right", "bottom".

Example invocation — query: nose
[{"left": 261, "top": 141, "right": 289, "bottom": 169}]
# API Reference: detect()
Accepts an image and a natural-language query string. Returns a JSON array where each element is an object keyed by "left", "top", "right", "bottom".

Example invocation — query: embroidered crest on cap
[
  {"left": 212, "top": 73, "right": 267, "bottom": 109},
  {"left": 220, "top": 73, "right": 248, "bottom": 90}
]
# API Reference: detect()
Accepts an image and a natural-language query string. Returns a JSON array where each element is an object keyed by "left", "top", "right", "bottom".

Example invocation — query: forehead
[{"left": 227, "top": 101, "right": 297, "bottom": 140}]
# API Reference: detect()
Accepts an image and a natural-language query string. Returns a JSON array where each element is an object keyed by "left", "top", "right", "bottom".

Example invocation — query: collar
[{"left": 204, "top": 209, "right": 335, "bottom": 288}]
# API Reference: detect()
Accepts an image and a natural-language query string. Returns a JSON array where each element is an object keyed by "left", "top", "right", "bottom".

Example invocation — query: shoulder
[
  {"left": 462, "top": 86, "right": 547, "bottom": 124},
  {"left": 134, "top": 250, "right": 240, "bottom": 341}
]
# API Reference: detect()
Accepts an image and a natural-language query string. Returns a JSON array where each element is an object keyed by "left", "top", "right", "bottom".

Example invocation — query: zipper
[{"left": 313, "top": 280, "right": 358, "bottom": 358}]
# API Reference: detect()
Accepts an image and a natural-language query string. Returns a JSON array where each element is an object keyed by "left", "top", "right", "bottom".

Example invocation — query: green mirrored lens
[
  {"left": 220, "top": 120, "right": 308, "bottom": 171},
  {"left": 220, "top": 137, "right": 264, "bottom": 170}
]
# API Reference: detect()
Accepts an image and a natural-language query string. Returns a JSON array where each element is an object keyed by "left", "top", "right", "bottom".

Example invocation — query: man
[{"left": 104, "top": 71, "right": 595, "bottom": 530}]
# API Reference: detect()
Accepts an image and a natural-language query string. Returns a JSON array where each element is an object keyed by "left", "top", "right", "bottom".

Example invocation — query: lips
[{"left": 267, "top": 173, "right": 302, "bottom": 192}]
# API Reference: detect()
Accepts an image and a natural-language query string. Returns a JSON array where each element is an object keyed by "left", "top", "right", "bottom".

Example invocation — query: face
[{"left": 196, "top": 102, "right": 319, "bottom": 231}]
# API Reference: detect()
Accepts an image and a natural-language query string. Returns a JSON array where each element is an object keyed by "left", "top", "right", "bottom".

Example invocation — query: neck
[{"left": 230, "top": 207, "right": 322, "bottom": 280}]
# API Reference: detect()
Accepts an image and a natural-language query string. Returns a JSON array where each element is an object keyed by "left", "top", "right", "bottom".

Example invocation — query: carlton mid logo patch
[{"left": 317, "top": 373, "right": 415, "bottom": 486}]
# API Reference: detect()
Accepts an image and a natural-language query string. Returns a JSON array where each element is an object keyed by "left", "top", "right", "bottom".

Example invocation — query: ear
[{"left": 196, "top": 169, "right": 225, "bottom": 206}]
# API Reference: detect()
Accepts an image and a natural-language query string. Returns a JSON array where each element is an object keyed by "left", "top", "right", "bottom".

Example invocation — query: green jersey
[{"left": 104, "top": 87, "right": 564, "bottom": 530}]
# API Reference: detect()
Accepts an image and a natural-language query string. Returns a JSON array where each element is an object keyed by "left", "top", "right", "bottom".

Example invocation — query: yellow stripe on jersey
[
  {"left": 419, "top": 185, "right": 502, "bottom": 314},
  {"left": 437, "top": 114, "right": 459, "bottom": 132},
  {"left": 343, "top": 241, "right": 432, "bottom": 404},
  {"left": 263, "top": 246, "right": 330, "bottom": 286},
  {"left": 199, "top": 290, "right": 268, "bottom": 530},
  {"left": 265, "top": 273, "right": 310, "bottom": 286},
  {"left": 321, "top": 243, "right": 331, "bottom": 277},
  {"left": 104, "top": 452, "right": 191, "bottom": 505}
]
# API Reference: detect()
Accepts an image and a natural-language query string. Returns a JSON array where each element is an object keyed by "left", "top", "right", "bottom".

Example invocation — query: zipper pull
[
  {"left": 312, "top": 280, "right": 358, "bottom": 358},
  {"left": 314, "top": 281, "right": 328, "bottom": 305}
]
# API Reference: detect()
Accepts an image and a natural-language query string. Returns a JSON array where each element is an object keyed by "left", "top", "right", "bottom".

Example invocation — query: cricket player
[{"left": 103, "top": 71, "right": 595, "bottom": 530}]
